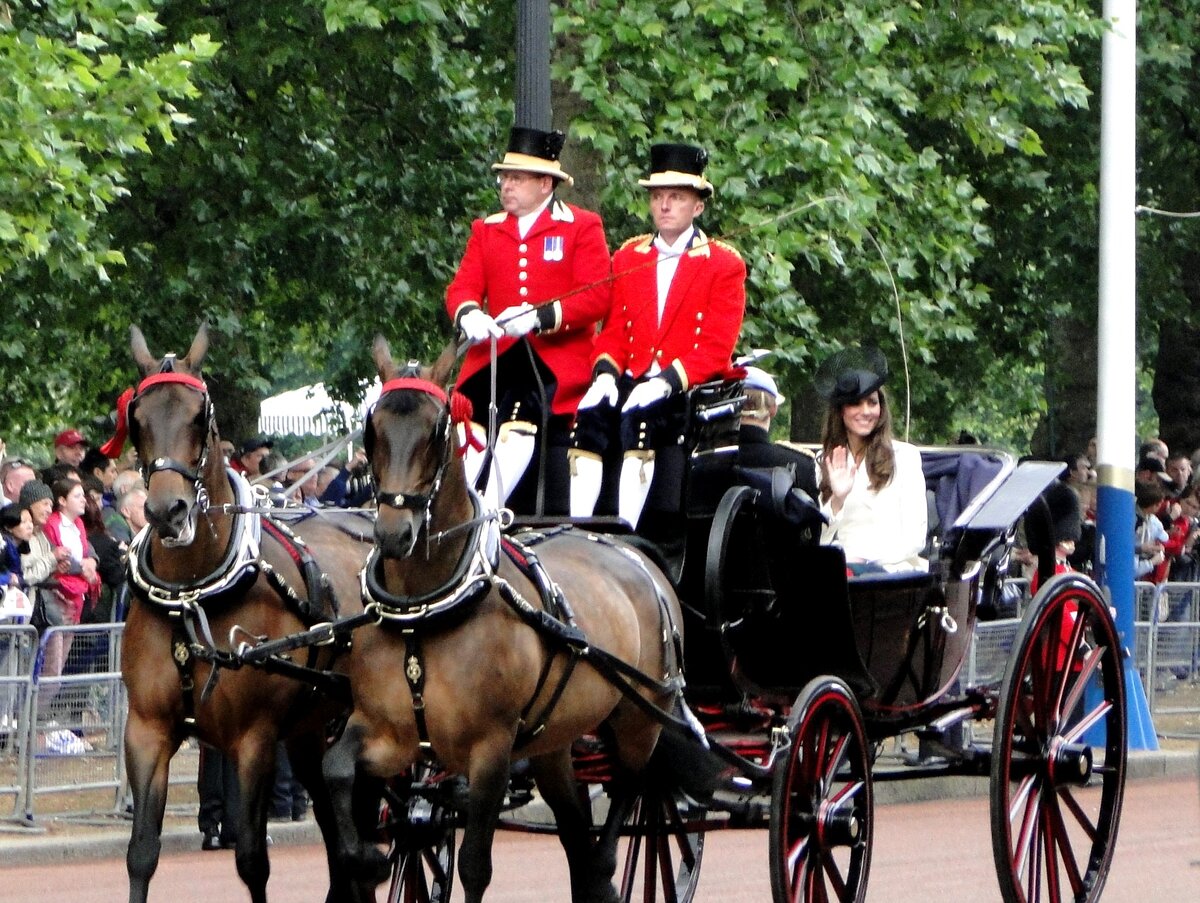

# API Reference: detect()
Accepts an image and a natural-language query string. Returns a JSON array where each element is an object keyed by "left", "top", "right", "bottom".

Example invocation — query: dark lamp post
[{"left": 515, "top": 0, "right": 552, "bottom": 130}]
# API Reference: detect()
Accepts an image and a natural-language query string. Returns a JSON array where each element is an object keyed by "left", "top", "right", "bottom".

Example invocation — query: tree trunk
[
  {"left": 1032, "top": 310, "right": 1098, "bottom": 460},
  {"left": 1154, "top": 318, "right": 1200, "bottom": 460}
]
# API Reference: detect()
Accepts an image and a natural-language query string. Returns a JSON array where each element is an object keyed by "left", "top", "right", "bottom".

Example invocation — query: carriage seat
[
  {"left": 730, "top": 465, "right": 824, "bottom": 534},
  {"left": 920, "top": 449, "right": 1008, "bottom": 559}
]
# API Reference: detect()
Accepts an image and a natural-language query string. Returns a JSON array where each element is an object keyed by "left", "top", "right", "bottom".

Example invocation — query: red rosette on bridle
[
  {"left": 449, "top": 391, "right": 484, "bottom": 456},
  {"left": 98, "top": 387, "right": 135, "bottom": 459}
]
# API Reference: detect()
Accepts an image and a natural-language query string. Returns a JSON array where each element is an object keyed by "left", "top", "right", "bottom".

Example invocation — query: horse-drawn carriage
[{"left": 121, "top": 328, "right": 1126, "bottom": 903}]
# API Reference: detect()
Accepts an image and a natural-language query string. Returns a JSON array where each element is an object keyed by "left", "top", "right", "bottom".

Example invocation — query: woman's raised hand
[{"left": 824, "top": 445, "right": 856, "bottom": 511}]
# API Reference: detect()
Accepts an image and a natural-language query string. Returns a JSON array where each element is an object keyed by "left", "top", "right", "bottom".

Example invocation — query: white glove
[
  {"left": 458, "top": 308, "right": 503, "bottom": 344},
  {"left": 622, "top": 376, "right": 672, "bottom": 412},
  {"left": 497, "top": 303, "right": 539, "bottom": 339},
  {"left": 577, "top": 373, "right": 618, "bottom": 411}
]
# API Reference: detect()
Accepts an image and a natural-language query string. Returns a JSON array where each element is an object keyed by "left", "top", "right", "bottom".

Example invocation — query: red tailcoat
[
  {"left": 446, "top": 199, "right": 611, "bottom": 415},
  {"left": 593, "top": 230, "right": 746, "bottom": 391}
]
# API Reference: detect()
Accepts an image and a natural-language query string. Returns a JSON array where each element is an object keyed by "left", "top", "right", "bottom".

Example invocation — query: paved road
[{"left": 0, "top": 776, "right": 1195, "bottom": 902}]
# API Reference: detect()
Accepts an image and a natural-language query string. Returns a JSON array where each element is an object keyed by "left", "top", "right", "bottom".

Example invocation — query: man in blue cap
[{"left": 736, "top": 366, "right": 818, "bottom": 500}]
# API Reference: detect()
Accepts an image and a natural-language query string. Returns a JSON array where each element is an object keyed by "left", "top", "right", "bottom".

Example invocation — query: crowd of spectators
[{"left": 0, "top": 426, "right": 373, "bottom": 793}]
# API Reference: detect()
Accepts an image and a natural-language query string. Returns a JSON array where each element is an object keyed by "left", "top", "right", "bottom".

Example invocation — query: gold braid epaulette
[
  {"left": 619, "top": 233, "right": 652, "bottom": 251},
  {"left": 710, "top": 237, "right": 743, "bottom": 260}
]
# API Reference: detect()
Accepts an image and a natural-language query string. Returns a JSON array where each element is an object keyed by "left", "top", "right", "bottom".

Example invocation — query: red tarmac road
[{"left": 0, "top": 776, "right": 1195, "bottom": 902}]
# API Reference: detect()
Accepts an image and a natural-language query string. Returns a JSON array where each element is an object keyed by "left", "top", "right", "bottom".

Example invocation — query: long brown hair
[{"left": 819, "top": 387, "right": 896, "bottom": 499}]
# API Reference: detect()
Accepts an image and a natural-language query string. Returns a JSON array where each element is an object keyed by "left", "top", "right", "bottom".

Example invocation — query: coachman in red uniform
[
  {"left": 446, "top": 127, "right": 611, "bottom": 514},
  {"left": 569, "top": 143, "right": 746, "bottom": 528}
]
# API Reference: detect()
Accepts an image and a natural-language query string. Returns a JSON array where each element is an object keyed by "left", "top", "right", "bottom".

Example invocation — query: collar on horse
[
  {"left": 361, "top": 488, "right": 500, "bottom": 625},
  {"left": 127, "top": 467, "right": 262, "bottom": 610}
]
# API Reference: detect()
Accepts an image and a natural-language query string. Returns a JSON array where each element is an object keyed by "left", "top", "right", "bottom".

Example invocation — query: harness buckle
[
  {"left": 154, "top": 587, "right": 201, "bottom": 607},
  {"left": 309, "top": 621, "right": 338, "bottom": 646}
]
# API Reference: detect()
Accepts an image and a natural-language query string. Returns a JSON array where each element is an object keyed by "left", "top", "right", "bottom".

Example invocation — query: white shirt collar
[
  {"left": 517, "top": 194, "right": 555, "bottom": 239},
  {"left": 653, "top": 226, "right": 695, "bottom": 257}
]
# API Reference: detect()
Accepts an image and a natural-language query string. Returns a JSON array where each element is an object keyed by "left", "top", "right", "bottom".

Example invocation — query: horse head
[
  {"left": 367, "top": 337, "right": 462, "bottom": 560},
  {"left": 128, "top": 324, "right": 221, "bottom": 546}
]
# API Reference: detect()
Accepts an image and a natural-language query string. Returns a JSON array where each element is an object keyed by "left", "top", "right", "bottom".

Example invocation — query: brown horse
[
  {"left": 121, "top": 325, "right": 374, "bottom": 903},
  {"left": 322, "top": 338, "right": 687, "bottom": 903}
]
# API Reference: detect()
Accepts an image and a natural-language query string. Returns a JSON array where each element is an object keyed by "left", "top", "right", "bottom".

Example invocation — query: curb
[
  {"left": 0, "top": 818, "right": 323, "bottom": 868},
  {"left": 0, "top": 749, "right": 1194, "bottom": 867}
]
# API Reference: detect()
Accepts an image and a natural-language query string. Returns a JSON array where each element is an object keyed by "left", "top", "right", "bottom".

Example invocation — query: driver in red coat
[
  {"left": 446, "top": 127, "right": 611, "bottom": 515},
  {"left": 569, "top": 143, "right": 746, "bottom": 528}
]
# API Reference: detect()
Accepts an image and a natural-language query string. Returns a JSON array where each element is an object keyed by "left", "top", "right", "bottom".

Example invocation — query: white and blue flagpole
[{"left": 1095, "top": 0, "right": 1157, "bottom": 750}]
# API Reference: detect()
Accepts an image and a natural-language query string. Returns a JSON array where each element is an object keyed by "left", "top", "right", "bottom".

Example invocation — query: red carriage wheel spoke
[
  {"left": 1056, "top": 786, "right": 1100, "bottom": 845},
  {"left": 1056, "top": 645, "right": 1105, "bottom": 732},
  {"left": 819, "top": 733, "right": 852, "bottom": 795},
  {"left": 610, "top": 782, "right": 704, "bottom": 903},
  {"left": 657, "top": 833, "right": 678, "bottom": 903},
  {"left": 1044, "top": 789, "right": 1086, "bottom": 896},
  {"left": 1013, "top": 777, "right": 1042, "bottom": 886},
  {"left": 1040, "top": 801, "right": 1062, "bottom": 901},
  {"left": 819, "top": 848, "right": 850, "bottom": 899}
]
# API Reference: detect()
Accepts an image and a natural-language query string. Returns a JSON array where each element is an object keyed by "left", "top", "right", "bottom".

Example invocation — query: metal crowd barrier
[
  {"left": 0, "top": 624, "right": 39, "bottom": 825},
  {"left": 23, "top": 623, "right": 128, "bottom": 822},
  {"left": 1138, "top": 581, "right": 1200, "bottom": 734}
]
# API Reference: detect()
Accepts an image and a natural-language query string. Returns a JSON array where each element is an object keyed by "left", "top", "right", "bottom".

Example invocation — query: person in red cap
[
  {"left": 569, "top": 143, "right": 746, "bottom": 529},
  {"left": 52, "top": 429, "right": 88, "bottom": 469},
  {"left": 446, "top": 126, "right": 611, "bottom": 515}
]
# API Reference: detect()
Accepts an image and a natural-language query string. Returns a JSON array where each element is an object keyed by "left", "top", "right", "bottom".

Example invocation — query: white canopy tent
[{"left": 258, "top": 380, "right": 382, "bottom": 438}]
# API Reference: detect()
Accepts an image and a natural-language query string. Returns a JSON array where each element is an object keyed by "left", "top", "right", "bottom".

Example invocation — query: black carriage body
[{"left": 684, "top": 441, "right": 1018, "bottom": 731}]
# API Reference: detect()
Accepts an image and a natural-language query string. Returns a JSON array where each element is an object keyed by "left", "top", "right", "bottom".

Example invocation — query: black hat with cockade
[
  {"left": 814, "top": 346, "right": 890, "bottom": 407},
  {"left": 492, "top": 127, "right": 573, "bottom": 185},
  {"left": 638, "top": 143, "right": 713, "bottom": 197}
]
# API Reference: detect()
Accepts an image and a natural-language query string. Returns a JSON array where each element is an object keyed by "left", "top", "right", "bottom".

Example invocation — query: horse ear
[
  {"left": 130, "top": 326, "right": 157, "bottom": 375},
  {"left": 430, "top": 341, "right": 458, "bottom": 388},
  {"left": 184, "top": 323, "right": 209, "bottom": 372},
  {"left": 373, "top": 335, "right": 396, "bottom": 381}
]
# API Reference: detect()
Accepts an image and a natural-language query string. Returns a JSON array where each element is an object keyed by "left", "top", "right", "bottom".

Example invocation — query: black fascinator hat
[{"left": 814, "top": 346, "right": 889, "bottom": 406}]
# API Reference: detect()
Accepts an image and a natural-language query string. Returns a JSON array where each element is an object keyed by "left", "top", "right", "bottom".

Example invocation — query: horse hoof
[{"left": 341, "top": 844, "right": 391, "bottom": 886}]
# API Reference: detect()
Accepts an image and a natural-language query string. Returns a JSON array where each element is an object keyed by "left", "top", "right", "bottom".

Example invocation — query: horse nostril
[{"left": 168, "top": 498, "right": 190, "bottom": 523}]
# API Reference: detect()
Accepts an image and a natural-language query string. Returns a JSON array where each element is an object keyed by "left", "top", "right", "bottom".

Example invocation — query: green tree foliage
[
  {"left": 1, "top": 1, "right": 515, "bottom": 446},
  {"left": 0, "top": 1, "right": 216, "bottom": 281},
  {"left": 0, "top": 0, "right": 1119, "bottom": 457}
]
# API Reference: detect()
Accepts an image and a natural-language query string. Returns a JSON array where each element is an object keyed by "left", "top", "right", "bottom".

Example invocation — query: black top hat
[
  {"left": 492, "top": 127, "right": 573, "bottom": 185},
  {"left": 638, "top": 143, "right": 713, "bottom": 197},
  {"left": 814, "top": 346, "right": 889, "bottom": 406}
]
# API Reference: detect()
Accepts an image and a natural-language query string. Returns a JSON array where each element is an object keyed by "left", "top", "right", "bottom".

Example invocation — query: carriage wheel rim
[
  {"left": 990, "top": 576, "right": 1127, "bottom": 903},
  {"left": 772, "top": 679, "right": 873, "bottom": 903}
]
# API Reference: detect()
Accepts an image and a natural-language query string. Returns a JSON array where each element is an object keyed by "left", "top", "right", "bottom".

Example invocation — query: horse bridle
[
  {"left": 366, "top": 367, "right": 457, "bottom": 540},
  {"left": 127, "top": 356, "right": 215, "bottom": 505}
]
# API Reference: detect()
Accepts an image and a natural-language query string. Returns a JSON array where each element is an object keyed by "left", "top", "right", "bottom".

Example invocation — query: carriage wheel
[
  {"left": 605, "top": 781, "right": 706, "bottom": 903},
  {"left": 769, "top": 676, "right": 873, "bottom": 903},
  {"left": 382, "top": 767, "right": 457, "bottom": 903},
  {"left": 990, "top": 573, "right": 1127, "bottom": 903},
  {"left": 385, "top": 838, "right": 455, "bottom": 903}
]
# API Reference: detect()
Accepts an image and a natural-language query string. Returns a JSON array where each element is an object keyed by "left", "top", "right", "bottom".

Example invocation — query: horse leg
[
  {"left": 458, "top": 739, "right": 515, "bottom": 903},
  {"left": 124, "top": 715, "right": 178, "bottom": 903},
  {"left": 530, "top": 750, "right": 619, "bottom": 903},
  {"left": 321, "top": 717, "right": 391, "bottom": 885},
  {"left": 286, "top": 731, "right": 380, "bottom": 903},
  {"left": 231, "top": 736, "right": 278, "bottom": 903}
]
